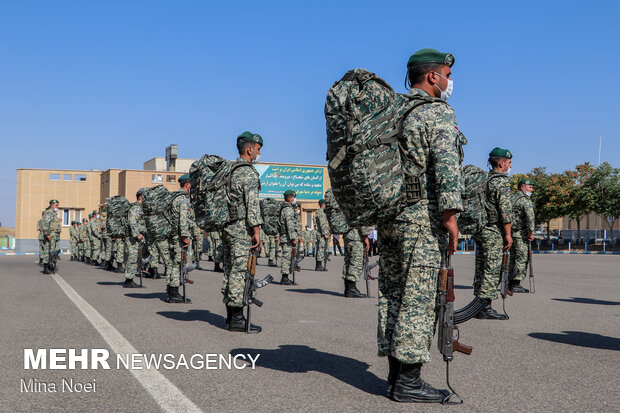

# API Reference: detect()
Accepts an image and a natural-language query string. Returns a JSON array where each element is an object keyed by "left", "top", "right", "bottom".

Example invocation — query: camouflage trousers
[
  {"left": 41, "top": 236, "right": 59, "bottom": 265},
  {"left": 83, "top": 239, "right": 91, "bottom": 259},
  {"left": 280, "top": 240, "right": 294, "bottom": 276},
  {"left": 90, "top": 238, "right": 102, "bottom": 261},
  {"left": 38, "top": 234, "right": 44, "bottom": 258},
  {"left": 113, "top": 238, "right": 125, "bottom": 265},
  {"left": 266, "top": 235, "right": 277, "bottom": 261},
  {"left": 205, "top": 233, "right": 214, "bottom": 257},
  {"left": 125, "top": 237, "right": 139, "bottom": 280},
  {"left": 70, "top": 239, "right": 78, "bottom": 258},
  {"left": 103, "top": 236, "right": 111, "bottom": 261},
  {"left": 147, "top": 241, "right": 159, "bottom": 270},
  {"left": 343, "top": 230, "right": 364, "bottom": 282},
  {"left": 315, "top": 234, "right": 327, "bottom": 263},
  {"left": 210, "top": 232, "right": 223, "bottom": 264},
  {"left": 509, "top": 232, "right": 529, "bottom": 282},
  {"left": 221, "top": 221, "right": 252, "bottom": 307},
  {"left": 190, "top": 233, "right": 203, "bottom": 263},
  {"left": 473, "top": 225, "right": 504, "bottom": 300},
  {"left": 377, "top": 220, "right": 443, "bottom": 365},
  {"left": 167, "top": 236, "right": 182, "bottom": 287}
]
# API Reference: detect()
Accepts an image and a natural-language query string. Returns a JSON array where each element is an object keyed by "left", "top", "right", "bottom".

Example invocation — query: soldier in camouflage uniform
[
  {"left": 374, "top": 49, "right": 465, "bottom": 403},
  {"left": 265, "top": 232, "right": 278, "bottom": 267},
  {"left": 293, "top": 204, "right": 303, "bottom": 259},
  {"left": 188, "top": 206, "right": 203, "bottom": 269},
  {"left": 41, "top": 200, "right": 62, "bottom": 274},
  {"left": 37, "top": 212, "right": 45, "bottom": 265},
  {"left": 146, "top": 236, "right": 161, "bottom": 278},
  {"left": 473, "top": 147, "right": 514, "bottom": 319},
  {"left": 221, "top": 131, "right": 264, "bottom": 332},
  {"left": 210, "top": 231, "right": 224, "bottom": 272},
  {"left": 509, "top": 178, "right": 535, "bottom": 293},
  {"left": 124, "top": 189, "right": 146, "bottom": 288},
  {"left": 80, "top": 218, "right": 90, "bottom": 263},
  {"left": 314, "top": 199, "right": 330, "bottom": 271},
  {"left": 342, "top": 227, "right": 368, "bottom": 298},
  {"left": 101, "top": 211, "right": 112, "bottom": 269},
  {"left": 69, "top": 221, "right": 79, "bottom": 260},
  {"left": 88, "top": 211, "right": 102, "bottom": 265},
  {"left": 279, "top": 190, "right": 299, "bottom": 286},
  {"left": 163, "top": 174, "right": 193, "bottom": 303},
  {"left": 206, "top": 232, "right": 214, "bottom": 261}
]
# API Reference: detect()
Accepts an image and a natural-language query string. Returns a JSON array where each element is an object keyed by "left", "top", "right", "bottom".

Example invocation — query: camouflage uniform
[
  {"left": 377, "top": 88, "right": 465, "bottom": 364},
  {"left": 510, "top": 191, "right": 535, "bottom": 282},
  {"left": 69, "top": 223, "right": 78, "bottom": 259},
  {"left": 37, "top": 217, "right": 45, "bottom": 259},
  {"left": 210, "top": 231, "right": 223, "bottom": 265},
  {"left": 279, "top": 202, "right": 299, "bottom": 276},
  {"left": 89, "top": 217, "right": 102, "bottom": 262},
  {"left": 473, "top": 170, "right": 512, "bottom": 300},
  {"left": 167, "top": 190, "right": 191, "bottom": 287},
  {"left": 188, "top": 207, "right": 202, "bottom": 263},
  {"left": 40, "top": 209, "right": 61, "bottom": 265},
  {"left": 147, "top": 237, "right": 159, "bottom": 270},
  {"left": 101, "top": 216, "right": 111, "bottom": 263},
  {"left": 221, "top": 158, "right": 262, "bottom": 307},
  {"left": 80, "top": 221, "right": 90, "bottom": 260},
  {"left": 314, "top": 208, "right": 330, "bottom": 263},
  {"left": 265, "top": 234, "right": 277, "bottom": 261},
  {"left": 294, "top": 210, "right": 303, "bottom": 254},
  {"left": 125, "top": 201, "right": 147, "bottom": 281},
  {"left": 342, "top": 228, "right": 367, "bottom": 282}
]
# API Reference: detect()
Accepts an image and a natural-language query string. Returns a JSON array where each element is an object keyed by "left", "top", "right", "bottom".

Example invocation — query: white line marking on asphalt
[{"left": 51, "top": 274, "right": 203, "bottom": 413}]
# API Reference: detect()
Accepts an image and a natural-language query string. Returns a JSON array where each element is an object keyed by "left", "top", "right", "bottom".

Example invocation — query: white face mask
[
  {"left": 433, "top": 72, "right": 453, "bottom": 100},
  {"left": 97, "top": 214, "right": 100, "bottom": 219},
  {"left": 251, "top": 148, "right": 261, "bottom": 163},
  {"left": 53, "top": 208, "right": 58, "bottom": 212},
  {"left": 525, "top": 191, "right": 532, "bottom": 197},
  {"left": 295, "top": 210, "right": 300, "bottom": 215},
  {"left": 292, "top": 198, "right": 297, "bottom": 205},
  {"left": 505, "top": 167, "right": 511, "bottom": 175}
]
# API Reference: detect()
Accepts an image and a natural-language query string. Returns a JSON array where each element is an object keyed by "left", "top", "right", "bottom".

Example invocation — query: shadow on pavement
[
  {"left": 552, "top": 297, "right": 620, "bottom": 306},
  {"left": 97, "top": 281, "right": 123, "bottom": 286},
  {"left": 125, "top": 292, "right": 167, "bottom": 300},
  {"left": 230, "top": 345, "right": 384, "bottom": 394},
  {"left": 528, "top": 331, "right": 620, "bottom": 351},
  {"left": 157, "top": 309, "right": 225, "bottom": 328},
  {"left": 454, "top": 284, "right": 473, "bottom": 290},
  {"left": 285, "top": 288, "right": 342, "bottom": 297}
]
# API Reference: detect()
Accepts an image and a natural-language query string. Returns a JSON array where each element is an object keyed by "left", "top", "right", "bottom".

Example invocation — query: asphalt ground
[{"left": 1, "top": 253, "right": 618, "bottom": 412}]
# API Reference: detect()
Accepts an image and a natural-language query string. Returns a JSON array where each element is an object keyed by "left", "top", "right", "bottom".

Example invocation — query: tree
[
  {"left": 527, "top": 167, "right": 572, "bottom": 240},
  {"left": 581, "top": 162, "right": 620, "bottom": 246},
  {"left": 564, "top": 163, "right": 595, "bottom": 243}
]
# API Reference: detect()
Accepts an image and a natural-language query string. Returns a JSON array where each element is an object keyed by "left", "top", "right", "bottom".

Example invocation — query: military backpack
[
  {"left": 189, "top": 155, "right": 257, "bottom": 232},
  {"left": 141, "top": 185, "right": 173, "bottom": 241},
  {"left": 457, "top": 165, "right": 504, "bottom": 235},
  {"left": 324, "top": 188, "right": 350, "bottom": 234},
  {"left": 106, "top": 196, "right": 130, "bottom": 237},
  {"left": 325, "top": 68, "right": 445, "bottom": 226},
  {"left": 260, "top": 198, "right": 282, "bottom": 236}
]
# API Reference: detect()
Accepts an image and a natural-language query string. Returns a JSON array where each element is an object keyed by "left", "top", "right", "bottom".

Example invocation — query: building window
[
  {"left": 167, "top": 175, "right": 177, "bottom": 183},
  {"left": 49, "top": 173, "right": 60, "bottom": 181},
  {"left": 62, "top": 209, "right": 70, "bottom": 226},
  {"left": 305, "top": 211, "right": 314, "bottom": 230},
  {"left": 74, "top": 175, "right": 87, "bottom": 182},
  {"left": 63, "top": 174, "right": 72, "bottom": 181},
  {"left": 74, "top": 210, "right": 82, "bottom": 223},
  {"left": 152, "top": 174, "right": 163, "bottom": 183}
]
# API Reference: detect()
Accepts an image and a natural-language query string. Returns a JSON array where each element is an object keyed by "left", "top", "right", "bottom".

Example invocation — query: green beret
[
  {"left": 238, "top": 131, "right": 264, "bottom": 146},
  {"left": 49, "top": 199, "right": 59, "bottom": 205},
  {"left": 178, "top": 173, "right": 190, "bottom": 184},
  {"left": 88, "top": 214, "right": 92, "bottom": 218},
  {"left": 489, "top": 147, "right": 512, "bottom": 159},
  {"left": 82, "top": 218, "right": 88, "bottom": 222},
  {"left": 318, "top": 199, "right": 325, "bottom": 205},
  {"left": 284, "top": 190, "right": 296, "bottom": 197},
  {"left": 407, "top": 48, "right": 455, "bottom": 68},
  {"left": 519, "top": 178, "right": 533, "bottom": 186},
  {"left": 92, "top": 210, "right": 98, "bottom": 215}
]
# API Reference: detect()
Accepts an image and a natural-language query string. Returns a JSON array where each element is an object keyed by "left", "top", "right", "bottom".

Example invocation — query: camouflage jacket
[
  {"left": 169, "top": 190, "right": 191, "bottom": 238},
  {"left": 486, "top": 170, "right": 512, "bottom": 226},
  {"left": 40, "top": 209, "right": 61, "bottom": 236},
  {"left": 397, "top": 88, "right": 465, "bottom": 228},
  {"left": 279, "top": 203, "right": 299, "bottom": 242},
  {"left": 344, "top": 226, "right": 371, "bottom": 241},
  {"left": 70, "top": 226, "right": 78, "bottom": 241},
  {"left": 314, "top": 208, "right": 330, "bottom": 236},
  {"left": 127, "top": 202, "right": 146, "bottom": 239},
  {"left": 209, "top": 231, "right": 221, "bottom": 241},
  {"left": 79, "top": 224, "right": 88, "bottom": 241},
  {"left": 229, "top": 157, "right": 263, "bottom": 229},
  {"left": 511, "top": 191, "right": 535, "bottom": 233},
  {"left": 188, "top": 206, "right": 200, "bottom": 238},
  {"left": 89, "top": 219, "right": 101, "bottom": 239}
]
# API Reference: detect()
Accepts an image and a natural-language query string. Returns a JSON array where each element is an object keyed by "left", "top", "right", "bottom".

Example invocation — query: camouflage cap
[
  {"left": 519, "top": 178, "right": 533, "bottom": 186},
  {"left": 238, "top": 131, "right": 263, "bottom": 146},
  {"left": 178, "top": 174, "right": 190, "bottom": 184},
  {"left": 82, "top": 218, "right": 88, "bottom": 222},
  {"left": 318, "top": 198, "right": 325, "bottom": 205},
  {"left": 407, "top": 48, "right": 455, "bottom": 68},
  {"left": 284, "top": 190, "right": 296, "bottom": 197},
  {"left": 49, "top": 199, "right": 59, "bottom": 204},
  {"left": 92, "top": 210, "right": 98, "bottom": 215},
  {"left": 489, "top": 147, "right": 512, "bottom": 159},
  {"left": 88, "top": 214, "right": 93, "bottom": 218}
]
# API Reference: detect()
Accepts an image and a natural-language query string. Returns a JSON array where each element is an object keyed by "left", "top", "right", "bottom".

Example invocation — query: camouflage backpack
[
  {"left": 260, "top": 198, "right": 282, "bottom": 236},
  {"left": 141, "top": 185, "right": 173, "bottom": 241},
  {"left": 324, "top": 188, "right": 350, "bottom": 234},
  {"left": 325, "top": 68, "right": 445, "bottom": 226},
  {"left": 189, "top": 155, "right": 257, "bottom": 232},
  {"left": 457, "top": 165, "right": 503, "bottom": 235},
  {"left": 106, "top": 196, "right": 130, "bottom": 237}
]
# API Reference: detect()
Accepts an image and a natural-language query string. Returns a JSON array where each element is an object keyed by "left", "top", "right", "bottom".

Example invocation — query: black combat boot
[
  {"left": 229, "top": 306, "right": 261, "bottom": 333},
  {"left": 123, "top": 278, "right": 141, "bottom": 288},
  {"left": 213, "top": 262, "right": 224, "bottom": 272},
  {"left": 42, "top": 263, "right": 50, "bottom": 274},
  {"left": 280, "top": 275, "right": 294, "bottom": 285},
  {"left": 225, "top": 306, "right": 233, "bottom": 330},
  {"left": 151, "top": 267, "right": 161, "bottom": 279},
  {"left": 315, "top": 261, "right": 325, "bottom": 271},
  {"left": 115, "top": 263, "right": 123, "bottom": 273},
  {"left": 509, "top": 280, "right": 529, "bottom": 293},
  {"left": 268, "top": 259, "right": 276, "bottom": 267},
  {"left": 208, "top": 256, "right": 214, "bottom": 262},
  {"left": 39, "top": 257, "right": 43, "bottom": 266},
  {"left": 392, "top": 363, "right": 448, "bottom": 403},
  {"left": 166, "top": 286, "right": 189, "bottom": 303},
  {"left": 344, "top": 280, "right": 366, "bottom": 298},
  {"left": 475, "top": 298, "right": 508, "bottom": 320},
  {"left": 386, "top": 356, "right": 401, "bottom": 398}
]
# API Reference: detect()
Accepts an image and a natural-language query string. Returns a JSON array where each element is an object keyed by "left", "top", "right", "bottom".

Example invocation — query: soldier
[
  {"left": 473, "top": 147, "right": 514, "bottom": 319},
  {"left": 146, "top": 239, "right": 161, "bottom": 278},
  {"left": 69, "top": 221, "right": 78, "bottom": 261},
  {"left": 509, "top": 178, "right": 535, "bottom": 293},
  {"left": 37, "top": 211, "right": 45, "bottom": 265},
  {"left": 188, "top": 204, "right": 204, "bottom": 270},
  {"left": 41, "top": 199, "right": 62, "bottom": 274},
  {"left": 209, "top": 231, "right": 224, "bottom": 272},
  {"left": 88, "top": 210, "right": 102, "bottom": 265},
  {"left": 124, "top": 189, "right": 146, "bottom": 288},
  {"left": 293, "top": 203, "right": 303, "bottom": 260},
  {"left": 80, "top": 217, "right": 90, "bottom": 263},
  {"left": 101, "top": 210, "right": 112, "bottom": 270},
  {"left": 161, "top": 174, "right": 193, "bottom": 303},
  {"left": 279, "top": 190, "right": 299, "bottom": 286},
  {"left": 206, "top": 232, "right": 214, "bottom": 261},
  {"left": 314, "top": 199, "right": 330, "bottom": 271},
  {"left": 221, "top": 131, "right": 263, "bottom": 332},
  {"left": 375, "top": 49, "right": 465, "bottom": 403},
  {"left": 265, "top": 231, "right": 278, "bottom": 267},
  {"left": 342, "top": 227, "right": 368, "bottom": 298}
]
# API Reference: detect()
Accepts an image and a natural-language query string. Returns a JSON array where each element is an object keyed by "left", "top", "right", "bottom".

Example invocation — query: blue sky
[{"left": 1, "top": 1, "right": 619, "bottom": 227}]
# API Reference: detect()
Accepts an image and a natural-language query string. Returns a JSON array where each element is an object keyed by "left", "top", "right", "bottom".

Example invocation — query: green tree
[
  {"left": 581, "top": 162, "right": 620, "bottom": 246},
  {"left": 564, "top": 163, "right": 595, "bottom": 243}
]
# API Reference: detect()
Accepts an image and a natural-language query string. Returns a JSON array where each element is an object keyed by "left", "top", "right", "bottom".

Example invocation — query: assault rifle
[
  {"left": 497, "top": 251, "right": 513, "bottom": 318},
  {"left": 362, "top": 250, "right": 378, "bottom": 298},
  {"left": 243, "top": 249, "right": 273, "bottom": 333},
  {"left": 322, "top": 235, "right": 330, "bottom": 271},
  {"left": 137, "top": 240, "right": 151, "bottom": 287},
  {"left": 179, "top": 247, "right": 196, "bottom": 303},
  {"left": 290, "top": 243, "right": 304, "bottom": 285},
  {"left": 528, "top": 242, "right": 535, "bottom": 293},
  {"left": 48, "top": 244, "right": 60, "bottom": 274},
  {"left": 437, "top": 252, "right": 472, "bottom": 404}
]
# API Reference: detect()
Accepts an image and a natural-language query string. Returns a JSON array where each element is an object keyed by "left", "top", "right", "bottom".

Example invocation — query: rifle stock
[
  {"left": 244, "top": 249, "right": 273, "bottom": 333},
  {"left": 528, "top": 242, "right": 535, "bottom": 293}
]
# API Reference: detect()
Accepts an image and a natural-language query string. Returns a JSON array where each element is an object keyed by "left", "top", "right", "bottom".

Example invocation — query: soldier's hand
[
  {"left": 182, "top": 237, "right": 190, "bottom": 247},
  {"left": 292, "top": 239, "right": 297, "bottom": 246},
  {"left": 137, "top": 234, "right": 143, "bottom": 241},
  {"left": 363, "top": 236, "right": 370, "bottom": 253},
  {"left": 324, "top": 234, "right": 329, "bottom": 240},
  {"left": 527, "top": 233, "right": 534, "bottom": 242},
  {"left": 47, "top": 235, "right": 51, "bottom": 241},
  {"left": 504, "top": 234, "right": 513, "bottom": 250}
]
